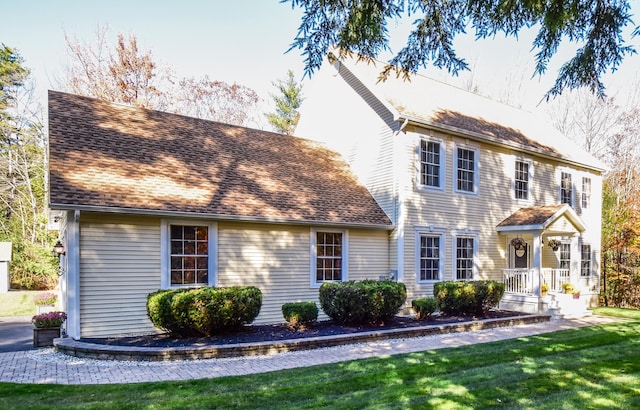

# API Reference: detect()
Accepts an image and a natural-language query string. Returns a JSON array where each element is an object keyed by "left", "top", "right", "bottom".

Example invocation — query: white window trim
[
  {"left": 512, "top": 157, "right": 533, "bottom": 204},
  {"left": 453, "top": 143, "right": 479, "bottom": 195},
  {"left": 415, "top": 227, "right": 445, "bottom": 284},
  {"left": 161, "top": 219, "right": 218, "bottom": 289},
  {"left": 451, "top": 230, "right": 479, "bottom": 281},
  {"left": 580, "top": 241, "right": 593, "bottom": 277},
  {"left": 416, "top": 136, "right": 446, "bottom": 192},
  {"left": 581, "top": 175, "right": 592, "bottom": 210},
  {"left": 310, "top": 228, "right": 349, "bottom": 288},
  {"left": 558, "top": 168, "right": 575, "bottom": 207}
]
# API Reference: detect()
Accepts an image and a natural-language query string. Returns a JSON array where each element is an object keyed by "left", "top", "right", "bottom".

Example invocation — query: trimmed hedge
[
  {"left": 147, "top": 286, "right": 262, "bottom": 337},
  {"left": 434, "top": 280, "right": 505, "bottom": 316},
  {"left": 282, "top": 302, "right": 319, "bottom": 329},
  {"left": 319, "top": 280, "right": 407, "bottom": 325},
  {"left": 412, "top": 297, "right": 438, "bottom": 320}
]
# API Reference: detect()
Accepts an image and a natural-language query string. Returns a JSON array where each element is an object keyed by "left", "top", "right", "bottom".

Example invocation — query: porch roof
[{"left": 496, "top": 204, "right": 586, "bottom": 234}]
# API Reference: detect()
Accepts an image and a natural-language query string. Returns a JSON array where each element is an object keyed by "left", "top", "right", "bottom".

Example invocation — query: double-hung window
[
  {"left": 581, "top": 244, "right": 592, "bottom": 277},
  {"left": 420, "top": 139, "right": 442, "bottom": 188},
  {"left": 560, "top": 172, "right": 573, "bottom": 206},
  {"left": 559, "top": 243, "right": 571, "bottom": 271},
  {"left": 311, "top": 230, "right": 348, "bottom": 286},
  {"left": 456, "top": 146, "right": 477, "bottom": 193},
  {"left": 455, "top": 236, "right": 475, "bottom": 280},
  {"left": 582, "top": 177, "right": 591, "bottom": 209},
  {"left": 418, "top": 233, "right": 442, "bottom": 281},
  {"left": 163, "top": 222, "right": 216, "bottom": 288},
  {"left": 514, "top": 160, "right": 529, "bottom": 201}
]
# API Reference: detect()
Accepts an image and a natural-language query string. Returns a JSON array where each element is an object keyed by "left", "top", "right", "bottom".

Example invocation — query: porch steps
[
  {"left": 500, "top": 292, "right": 593, "bottom": 319},
  {"left": 547, "top": 292, "right": 593, "bottom": 320}
]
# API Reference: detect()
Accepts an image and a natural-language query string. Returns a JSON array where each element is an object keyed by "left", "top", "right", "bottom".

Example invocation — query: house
[
  {"left": 296, "top": 51, "right": 605, "bottom": 317},
  {"left": 48, "top": 90, "right": 392, "bottom": 339}
]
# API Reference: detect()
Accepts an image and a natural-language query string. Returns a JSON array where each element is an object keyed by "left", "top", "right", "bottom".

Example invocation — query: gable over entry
[{"left": 496, "top": 204, "right": 587, "bottom": 298}]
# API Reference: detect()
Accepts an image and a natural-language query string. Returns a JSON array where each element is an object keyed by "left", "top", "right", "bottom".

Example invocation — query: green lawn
[
  {"left": 0, "top": 307, "right": 639, "bottom": 409},
  {"left": 0, "top": 290, "right": 55, "bottom": 317}
]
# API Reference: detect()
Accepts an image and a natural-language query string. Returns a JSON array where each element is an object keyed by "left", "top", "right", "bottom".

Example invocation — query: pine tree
[{"left": 266, "top": 70, "right": 303, "bottom": 135}]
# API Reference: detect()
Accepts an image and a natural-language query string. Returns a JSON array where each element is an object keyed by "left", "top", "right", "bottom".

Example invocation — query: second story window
[
  {"left": 420, "top": 140, "right": 441, "bottom": 188},
  {"left": 456, "top": 147, "right": 476, "bottom": 193},
  {"left": 582, "top": 177, "right": 591, "bottom": 209},
  {"left": 514, "top": 160, "right": 529, "bottom": 200},
  {"left": 560, "top": 172, "right": 573, "bottom": 206}
]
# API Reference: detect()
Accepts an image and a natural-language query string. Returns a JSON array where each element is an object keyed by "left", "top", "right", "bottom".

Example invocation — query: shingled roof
[
  {"left": 328, "top": 51, "right": 606, "bottom": 173},
  {"left": 48, "top": 91, "right": 392, "bottom": 228}
]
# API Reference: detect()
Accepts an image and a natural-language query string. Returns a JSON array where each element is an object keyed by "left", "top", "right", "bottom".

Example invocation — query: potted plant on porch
[
  {"left": 547, "top": 239, "right": 561, "bottom": 251},
  {"left": 541, "top": 283, "right": 549, "bottom": 297},
  {"left": 561, "top": 282, "right": 575, "bottom": 294},
  {"left": 572, "top": 290, "right": 581, "bottom": 300},
  {"left": 32, "top": 311, "right": 66, "bottom": 347}
]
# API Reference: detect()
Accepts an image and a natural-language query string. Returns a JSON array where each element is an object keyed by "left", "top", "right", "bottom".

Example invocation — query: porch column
[{"left": 532, "top": 232, "right": 542, "bottom": 297}]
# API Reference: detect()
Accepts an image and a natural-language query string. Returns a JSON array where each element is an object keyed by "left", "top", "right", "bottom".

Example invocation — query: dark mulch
[{"left": 80, "top": 310, "right": 526, "bottom": 348}]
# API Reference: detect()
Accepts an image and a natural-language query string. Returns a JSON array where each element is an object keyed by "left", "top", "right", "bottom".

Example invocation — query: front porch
[
  {"left": 500, "top": 268, "right": 598, "bottom": 318},
  {"left": 496, "top": 205, "right": 598, "bottom": 318}
]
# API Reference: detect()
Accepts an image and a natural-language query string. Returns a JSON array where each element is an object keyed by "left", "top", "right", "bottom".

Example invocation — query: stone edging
[{"left": 54, "top": 314, "right": 550, "bottom": 362}]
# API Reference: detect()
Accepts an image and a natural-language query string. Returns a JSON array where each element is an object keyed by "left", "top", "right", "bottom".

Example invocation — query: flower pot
[
  {"left": 33, "top": 327, "right": 61, "bottom": 348},
  {"left": 573, "top": 294, "right": 580, "bottom": 300},
  {"left": 541, "top": 290, "right": 548, "bottom": 297}
]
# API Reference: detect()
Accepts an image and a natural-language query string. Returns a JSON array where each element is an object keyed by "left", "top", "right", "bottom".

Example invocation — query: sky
[{"left": 3, "top": 0, "right": 640, "bottom": 123}]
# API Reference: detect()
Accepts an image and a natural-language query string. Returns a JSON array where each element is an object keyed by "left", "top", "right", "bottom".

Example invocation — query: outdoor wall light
[{"left": 52, "top": 240, "right": 66, "bottom": 257}]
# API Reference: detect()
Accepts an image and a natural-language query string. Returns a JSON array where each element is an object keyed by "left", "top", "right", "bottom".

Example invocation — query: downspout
[{"left": 393, "top": 117, "right": 410, "bottom": 283}]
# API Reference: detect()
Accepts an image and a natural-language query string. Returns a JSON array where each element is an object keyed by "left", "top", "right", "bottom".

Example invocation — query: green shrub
[
  {"left": 146, "top": 286, "right": 262, "bottom": 337},
  {"left": 412, "top": 297, "right": 438, "bottom": 320},
  {"left": 282, "top": 302, "right": 319, "bottom": 329},
  {"left": 319, "top": 280, "right": 407, "bottom": 325},
  {"left": 434, "top": 280, "right": 505, "bottom": 316}
]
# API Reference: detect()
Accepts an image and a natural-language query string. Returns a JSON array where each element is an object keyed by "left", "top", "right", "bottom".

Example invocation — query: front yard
[
  {"left": 0, "top": 307, "right": 638, "bottom": 409},
  {"left": 0, "top": 290, "right": 56, "bottom": 317}
]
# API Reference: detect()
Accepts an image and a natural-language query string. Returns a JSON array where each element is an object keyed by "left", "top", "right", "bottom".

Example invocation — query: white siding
[
  {"left": 398, "top": 127, "right": 604, "bottom": 303},
  {"left": 79, "top": 214, "right": 161, "bottom": 337}
]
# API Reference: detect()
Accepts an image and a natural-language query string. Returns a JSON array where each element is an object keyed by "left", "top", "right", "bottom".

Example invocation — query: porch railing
[
  {"left": 503, "top": 269, "right": 534, "bottom": 294},
  {"left": 503, "top": 268, "right": 571, "bottom": 295},
  {"left": 542, "top": 268, "right": 570, "bottom": 292}
]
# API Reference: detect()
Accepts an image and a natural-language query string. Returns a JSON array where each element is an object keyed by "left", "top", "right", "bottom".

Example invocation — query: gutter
[{"left": 48, "top": 203, "right": 395, "bottom": 231}]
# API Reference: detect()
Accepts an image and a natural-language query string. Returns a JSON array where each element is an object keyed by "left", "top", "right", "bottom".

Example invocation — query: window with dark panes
[
  {"left": 514, "top": 160, "right": 529, "bottom": 200},
  {"left": 420, "top": 140, "right": 441, "bottom": 187},
  {"left": 561, "top": 172, "right": 573, "bottom": 206},
  {"left": 316, "top": 232, "right": 343, "bottom": 282},
  {"left": 559, "top": 243, "right": 571, "bottom": 271},
  {"left": 170, "top": 225, "right": 208, "bottom": 286},
  {"left": 456, "top": 237, "right": 474, "bottom": 280},
  {"left": 419, "top": 235, "right": 440, "bottom": 281},
  {"left": 582, "top": 177, "right": 591, "bottom": 209},
  {"left": 581, "top": 244, "right": 592, "bottom": 277},
  {"left": 457, "top": 147, "right": 475, "bottom": 192}
]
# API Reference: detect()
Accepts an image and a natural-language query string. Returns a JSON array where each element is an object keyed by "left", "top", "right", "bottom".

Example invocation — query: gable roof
[
  {"left": 329, "top": 51, "right": 606, "bottom": 173},
  {"left": 496, "top": 204, "right": 586, "bottom": 233},
  {"left": 48, "top": 91, "right": 392, "bottom": 228}
]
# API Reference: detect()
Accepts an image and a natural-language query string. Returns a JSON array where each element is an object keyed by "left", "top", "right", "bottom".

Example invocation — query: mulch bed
[{"left": 80, "top": 310, "right": 526, "bottom": 348}]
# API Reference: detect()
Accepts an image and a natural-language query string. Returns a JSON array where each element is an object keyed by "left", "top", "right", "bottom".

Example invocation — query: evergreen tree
[
  {"left": 266, "top": 70, "right": 303, "bottom": 135},
  {"left": 285, "top": 0, "right": 637, "bottom": 98}
]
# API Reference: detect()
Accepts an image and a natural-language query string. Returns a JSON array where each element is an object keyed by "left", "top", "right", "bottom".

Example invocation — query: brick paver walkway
[{"left": 0, "top": 315, "right": 623, "bottom": 385}]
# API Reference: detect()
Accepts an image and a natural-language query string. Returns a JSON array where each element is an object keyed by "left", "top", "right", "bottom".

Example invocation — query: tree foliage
[
  {"left": 0, "top": 45, "right": 58, "bottom": 289},
  {"left": 285, "top": 0, "right": 637, "bottom": 98},
  {"left": 63, "top": 26, "right": 260, "bottom": 126},
  {"left": 266, "top": 70, "right": 304, "bottom": 135}
]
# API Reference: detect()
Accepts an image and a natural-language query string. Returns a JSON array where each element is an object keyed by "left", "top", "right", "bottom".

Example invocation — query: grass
[
  {"left": 0, "top": 308, "right": 639, "bottom": 409},
  {"left": 0, "top": 290, "right": 56, "bottom": 317}
]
